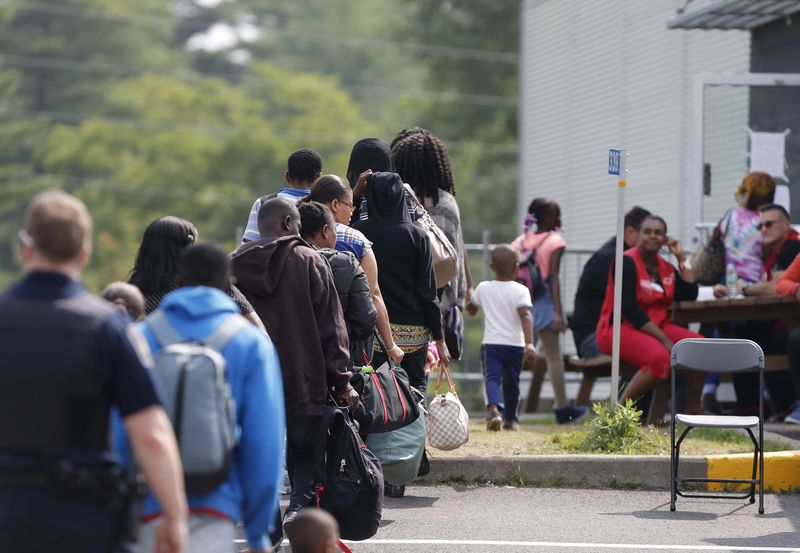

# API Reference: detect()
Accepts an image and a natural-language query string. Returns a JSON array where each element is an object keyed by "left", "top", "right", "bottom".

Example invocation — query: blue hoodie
[{"left": 113, "top": 286, "right": 285, "bottom": 550}]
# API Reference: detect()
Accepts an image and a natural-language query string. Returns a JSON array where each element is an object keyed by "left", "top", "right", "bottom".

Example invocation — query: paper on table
[
  {"left": 749, "top": 130, "right": 788, "bottom": 180},
  {"left": 696, "top": 286, "right": 716, "bottom": 301}
]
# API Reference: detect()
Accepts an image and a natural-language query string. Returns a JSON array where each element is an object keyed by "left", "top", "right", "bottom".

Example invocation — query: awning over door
[{"left": 667, "top": 0, "right": 800, "bottom": 30}]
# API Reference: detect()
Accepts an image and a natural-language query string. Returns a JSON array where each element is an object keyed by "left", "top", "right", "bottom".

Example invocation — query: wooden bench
[
  {"left": 522, "top": 353, "right": 627, "bottom": 413},
  {"left": 522, "top": 352, "right": 790, "bottom": 423}
]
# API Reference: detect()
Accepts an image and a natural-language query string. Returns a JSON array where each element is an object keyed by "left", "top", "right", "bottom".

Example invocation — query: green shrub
[{"left": 577, "top": 400, "right": 663, "bottom": 454}]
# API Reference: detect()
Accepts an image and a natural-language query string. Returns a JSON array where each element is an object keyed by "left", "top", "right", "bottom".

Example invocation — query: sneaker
[
  {"left": 280, "top": 511, "right": 297, "bottom": 532},
  {"left": 784, "top": 401, "right": 800, "bottom": 425},
  {"left": 502, "top": 420, "right": 519, "bottom": 431},
  {"left": 385, "top": 483, "right": 405, "bottom": 498},
  {"left": 486, "top": 404, "right": 502, "bottom": 431},
  {"left": 554, "top": 404, "right": 589, "bottom": 425}
]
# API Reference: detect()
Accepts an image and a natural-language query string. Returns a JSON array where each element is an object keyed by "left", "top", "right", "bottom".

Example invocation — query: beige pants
[
  {"left": 539, "top": 328, "right": 567, "bottom": 408},
  {"left": 136, "top": 513, "right": 236, "bottom": 553}
]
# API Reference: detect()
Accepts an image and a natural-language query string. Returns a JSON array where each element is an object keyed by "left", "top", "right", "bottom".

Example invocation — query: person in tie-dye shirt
[
  {"left": 717, "top": 172, "right": 776, "bottom": 284},
  {"left": 700, "top": 171, "right": 775, "bottom": 415}
]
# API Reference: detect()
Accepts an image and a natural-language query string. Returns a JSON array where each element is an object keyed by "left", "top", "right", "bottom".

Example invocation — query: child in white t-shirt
[{"left": 467, "top": 244, "right": 535, "bottom": 431}]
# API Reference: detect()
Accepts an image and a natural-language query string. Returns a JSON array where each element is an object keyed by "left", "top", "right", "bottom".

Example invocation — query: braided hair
[
  {"left": 390, "top": 127, "right": 428, "bottom": 149},
  {"left": 392, "top": 130, "right": 455, "bottom": 206}
]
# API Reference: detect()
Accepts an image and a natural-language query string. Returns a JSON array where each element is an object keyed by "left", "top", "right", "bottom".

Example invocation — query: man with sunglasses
[{"left": 714, "top": 203, "right": 800, "bottom": 417}]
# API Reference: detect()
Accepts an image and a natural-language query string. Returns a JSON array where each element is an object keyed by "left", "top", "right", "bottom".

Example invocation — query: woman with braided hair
[{"left": 392, "top": 129, "right": 471, "bottom": 360}]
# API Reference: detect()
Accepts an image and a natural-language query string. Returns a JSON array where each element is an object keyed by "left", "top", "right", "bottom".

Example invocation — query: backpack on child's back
[
  {"left": 146, "top": 311, "right": 248, "bottom": 494},
  {"left": 516, "top": 233, "right": 552, "bottom": 299}
]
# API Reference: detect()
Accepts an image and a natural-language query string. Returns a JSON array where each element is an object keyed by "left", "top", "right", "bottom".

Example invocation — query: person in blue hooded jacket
[{"left": 115, "top": 242, "right": 285, "bottom": 553}]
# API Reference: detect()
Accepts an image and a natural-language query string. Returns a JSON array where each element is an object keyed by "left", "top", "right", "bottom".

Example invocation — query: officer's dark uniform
[{"left": 0, "top": 271, "right": 162, "bottom": 553}]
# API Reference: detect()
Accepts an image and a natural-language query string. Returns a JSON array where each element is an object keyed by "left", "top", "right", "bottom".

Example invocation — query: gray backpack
[{"left": 147, "top": 311, "right": 248, "bottom": 494}]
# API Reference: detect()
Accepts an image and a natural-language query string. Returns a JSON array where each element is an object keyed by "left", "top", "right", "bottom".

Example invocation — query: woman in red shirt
[{"left": 596, "top": 215, "right": 705, "bottom": 416}]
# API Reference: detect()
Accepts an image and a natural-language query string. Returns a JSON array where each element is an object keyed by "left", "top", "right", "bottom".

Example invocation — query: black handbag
[
  {"left": 350, "top": 360, "right": 420, "bottom": 435},
  {"left": 350, "top": 333, "right": 420, "bottom": 435}
]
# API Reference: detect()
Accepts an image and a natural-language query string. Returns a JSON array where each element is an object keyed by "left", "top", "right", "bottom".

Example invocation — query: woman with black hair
[
  {"left": 392, "top": 129, "right": 471, "bottom": 357},
  {"left": 513, "top": 198, "right": 586, "bottom": 424},
  {"left": 354, "top": 172, "right": 449, "bottom": 394},
  {"left": 298, "top": 201, "right": 376, "bottom": 366},
  {"left": 303, "top": 175, "right": 404, "bottom": 365},
  {"left": 596, "top": 215, "right": 704, "bottom": 417},
  {"left": 129, "top": 216, "right": 265, "bottom": 330}
]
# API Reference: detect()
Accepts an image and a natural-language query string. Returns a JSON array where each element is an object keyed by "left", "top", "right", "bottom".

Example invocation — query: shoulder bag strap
[
  {"left": 434, "top": 361, "right": 457, "bottom": 395},
  {"left": 372, "top": 329, "right": 397, "bottom": 369},
  {"left": 147, "top": 310, "right": 184, "bottom": 348},
  {"left": 712, "top": 208, "right": 734, "bottom": 245},
  {"left": 204, "top": 314, "right": 251, "bottom": 351}
]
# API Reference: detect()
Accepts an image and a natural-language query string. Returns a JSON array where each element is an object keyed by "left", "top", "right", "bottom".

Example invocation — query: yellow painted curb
[{"left": 706, "top": 450, "right": 800, "bottom": 492}]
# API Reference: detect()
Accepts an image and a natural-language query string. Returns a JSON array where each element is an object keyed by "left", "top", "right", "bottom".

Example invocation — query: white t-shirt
[{"left": 471, "top": 280, "right": 532, "bottom": 346}]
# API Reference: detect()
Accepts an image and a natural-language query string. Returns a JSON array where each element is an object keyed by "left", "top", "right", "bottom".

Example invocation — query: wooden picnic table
[{"left": 672, "top": 295, "right": 800, "bottom": 325}]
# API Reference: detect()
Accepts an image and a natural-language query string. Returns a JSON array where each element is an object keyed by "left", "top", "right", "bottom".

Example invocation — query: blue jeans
[{"left": 480, "top": 344, "right": 524, "bottom": 422}]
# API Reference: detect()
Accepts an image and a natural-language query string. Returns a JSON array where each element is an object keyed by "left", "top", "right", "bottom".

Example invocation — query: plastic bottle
[{"left": 725, "top": 263, "right": 739, "bottom": 297}]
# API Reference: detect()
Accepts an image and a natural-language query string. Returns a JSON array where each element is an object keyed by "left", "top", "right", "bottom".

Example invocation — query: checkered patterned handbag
[{"left": 427, "top": 363, "right": 469, "bottom": 451}]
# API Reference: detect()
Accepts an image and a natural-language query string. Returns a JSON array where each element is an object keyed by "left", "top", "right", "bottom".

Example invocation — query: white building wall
[{"left": 520, "top": 0, "right": 750, "bottom": 312}]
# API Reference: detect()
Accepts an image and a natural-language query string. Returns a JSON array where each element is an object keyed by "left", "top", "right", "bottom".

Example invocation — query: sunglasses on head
[{"left": 756, "top": 219, "right": 784, "bottom": 231}]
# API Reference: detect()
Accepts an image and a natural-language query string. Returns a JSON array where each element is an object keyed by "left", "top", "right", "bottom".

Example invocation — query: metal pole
[
  {"left": 611, "top": 152, "right": 628, "bottom": 409},
  {"left": 481, "top": 229, "right": 491, "bottom": 282}
]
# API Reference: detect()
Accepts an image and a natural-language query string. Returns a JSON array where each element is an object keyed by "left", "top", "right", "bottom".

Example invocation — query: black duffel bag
[{"left": 350, "top": 358, "right": 420, "bottom": 435}]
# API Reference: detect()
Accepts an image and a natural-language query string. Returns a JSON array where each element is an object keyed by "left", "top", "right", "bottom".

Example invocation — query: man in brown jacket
[{"left": 232, "top": 197, "right": 358, "bottom": 523}]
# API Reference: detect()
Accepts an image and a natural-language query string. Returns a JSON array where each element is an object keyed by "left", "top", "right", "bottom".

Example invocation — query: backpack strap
[
  {"left": 147, "top": 310, "right": 184, "bottom": 348},
  {"left": 314, "top": 407, "right": 344, "bottom": 485},
  {"left": 259, "top": 192, "right": 279, "bottom": 205},
  {"left": 203, "top": 315, "right": 251, "bottom": 352}
]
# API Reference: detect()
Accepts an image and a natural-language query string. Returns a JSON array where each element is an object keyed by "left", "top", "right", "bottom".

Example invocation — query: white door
[{"left": 689, "top": 73, "right": 800, "bottom": 244}]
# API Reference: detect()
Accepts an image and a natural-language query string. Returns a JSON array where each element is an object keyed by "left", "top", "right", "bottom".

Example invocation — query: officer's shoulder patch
[{"left": 126, "top": 324, "right": 154, "bottom": 369}]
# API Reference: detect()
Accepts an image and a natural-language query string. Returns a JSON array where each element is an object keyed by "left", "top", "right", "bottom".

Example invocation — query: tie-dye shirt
[{"left": 720, "top": 207, "right": 764, "bottom": 284}]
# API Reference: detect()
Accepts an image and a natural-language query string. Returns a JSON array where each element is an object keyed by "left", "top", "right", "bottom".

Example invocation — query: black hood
[
  {"left": 346, "top": 138, "right": 395, "bottom": 187},
  {"left": 363, "top": 172, "right": 410, "bottom": 224}
]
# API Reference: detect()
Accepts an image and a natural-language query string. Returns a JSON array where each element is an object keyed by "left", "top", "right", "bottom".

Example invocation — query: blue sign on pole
[{"left": 608, "top": 149, "right": 621, "bottom": 175}]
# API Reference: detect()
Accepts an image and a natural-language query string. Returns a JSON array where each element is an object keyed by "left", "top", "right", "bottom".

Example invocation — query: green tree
[
  {"left": 397, "top": 1, "right": 521, "bottom": 242},
  {"left": 0, "top": 0, "right": 182, "bottom": 111},
  {"left": 23, "top": 66, "right": 375, "bottom": 289}
]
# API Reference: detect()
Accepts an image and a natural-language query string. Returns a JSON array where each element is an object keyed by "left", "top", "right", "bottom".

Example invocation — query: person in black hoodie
[
  {"left": 231, "top": 197, "right": 358, "bottom": 524},
  {"left": 354, "top": 172, "right": 449, "bottom": 394},
  {"left": 298, "top": 201, "right": 377, "bottom": 367}
]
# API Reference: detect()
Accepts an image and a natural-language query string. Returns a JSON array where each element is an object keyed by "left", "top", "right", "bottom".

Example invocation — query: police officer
[{"left": 0, "top": 191, "right": 188, "bottom": 553}]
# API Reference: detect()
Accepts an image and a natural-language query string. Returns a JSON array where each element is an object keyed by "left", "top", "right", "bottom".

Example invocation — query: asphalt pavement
[{"left": 237, "top": 485, "right": 800, "bottom": 553}]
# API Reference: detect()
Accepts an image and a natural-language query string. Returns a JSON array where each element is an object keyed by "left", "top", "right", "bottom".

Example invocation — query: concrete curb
[
  {"left": 426, "top": 449, "right": 800, "bottom": 491},
  {"left": 425, "top": 455, "right": 706, "bottom": 489}
]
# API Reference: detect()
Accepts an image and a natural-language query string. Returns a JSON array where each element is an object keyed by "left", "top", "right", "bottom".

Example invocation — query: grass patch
[{"left": 433, "top": 405, "right": 792, "bottom": 458}]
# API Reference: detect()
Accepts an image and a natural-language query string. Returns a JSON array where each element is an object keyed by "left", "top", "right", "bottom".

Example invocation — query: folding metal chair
[{"left": 670, "top": 338, "right": 764, "bottom": 514}]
